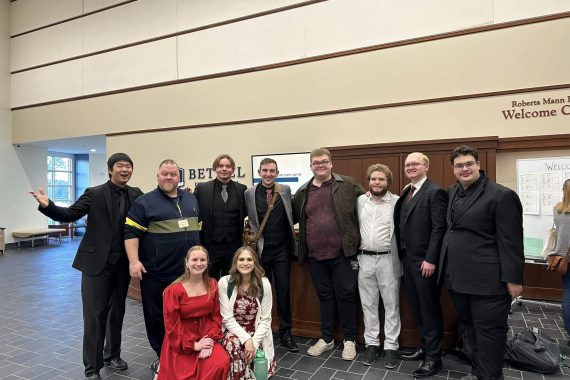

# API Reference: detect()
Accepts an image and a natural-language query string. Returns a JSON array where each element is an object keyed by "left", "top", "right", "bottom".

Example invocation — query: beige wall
[
  {"left": 13, "top": 17, "right": 570, "bottom": 143},
  {"left": 10, "top": 0, "right": 570, "bottom": 108},
  {"left": 0, "top": 1, "right": 49, "bottom": 243},
  {"left": 107, "top": 86, "right": 570, "bottom": 192}
]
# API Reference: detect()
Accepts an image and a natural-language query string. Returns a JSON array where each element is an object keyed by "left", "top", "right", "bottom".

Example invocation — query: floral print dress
[{"left": 221, "top": 293, "right": 277, "bottom": 380}]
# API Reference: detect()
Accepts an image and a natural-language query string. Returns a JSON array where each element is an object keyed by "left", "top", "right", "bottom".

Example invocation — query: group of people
[
  {"left": 30, "top": 145, "right": 530, "bottom": 380},
  {"left": 31, "top": 153, "right": 296, "bottom": 380}
]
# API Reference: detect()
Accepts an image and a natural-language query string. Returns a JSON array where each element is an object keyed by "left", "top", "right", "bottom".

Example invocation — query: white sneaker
[
  {"left": 342, "top": 340, "right": 357, "bottom": 361},
  {"left": 307, "top": 339, "right": 334, "bottom": 356}
]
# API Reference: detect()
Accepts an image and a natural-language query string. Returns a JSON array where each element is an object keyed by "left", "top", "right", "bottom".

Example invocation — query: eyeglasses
[
  {"left": 404, "top": 162, "right": 425, "bottom": 168},
  {"left": 311, "top": 160, "right": 331, "bottom": 167},
  {"left": 453, "top": 161, "right": 477, "bottom": 170}
]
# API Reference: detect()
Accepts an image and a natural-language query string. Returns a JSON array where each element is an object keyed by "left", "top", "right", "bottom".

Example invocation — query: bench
[{"left": 12, "top": 228, "right": 67, "bottom": 248}]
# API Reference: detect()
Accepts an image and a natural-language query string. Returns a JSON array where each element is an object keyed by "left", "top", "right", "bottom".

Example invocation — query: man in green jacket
[{"left": 292, "top": 148, "right": 364, "bottom": 361}]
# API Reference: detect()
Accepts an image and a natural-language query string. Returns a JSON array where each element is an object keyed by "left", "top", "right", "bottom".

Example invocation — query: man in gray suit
[
  {"left": 357, "top": 164, "right": 402, "bottom": 369},
  {"left": 245, "top": 157, "right": 299, "bottom": 352}
]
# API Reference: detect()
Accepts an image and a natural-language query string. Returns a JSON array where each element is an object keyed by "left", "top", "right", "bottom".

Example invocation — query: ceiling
[{"left": 19, "top": 135, "right": 106, "bottom": 154}]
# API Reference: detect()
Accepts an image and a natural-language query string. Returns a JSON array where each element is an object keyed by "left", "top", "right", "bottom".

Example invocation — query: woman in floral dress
[{"left": 218, "top": 246, "right": 277, "bottom": 380}]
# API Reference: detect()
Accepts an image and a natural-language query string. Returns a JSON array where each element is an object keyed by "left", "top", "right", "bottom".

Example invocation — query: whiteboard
[
  {"left": 251, "top": 152, "right": 313, "bottom": 194},
  {"left": 516, "top": 157, "right": 570, "bottom": 257}
]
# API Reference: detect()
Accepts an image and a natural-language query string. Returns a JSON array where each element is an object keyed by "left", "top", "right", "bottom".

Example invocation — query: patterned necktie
[
  {"left": 407, "top": 185, "right": 415, "bottom": 203},
  {"left": 221, "top": 184, "right": 228, "bottom": 203},
  {"left": 266, "top": 188, "right": 273, "bottom": 206}
]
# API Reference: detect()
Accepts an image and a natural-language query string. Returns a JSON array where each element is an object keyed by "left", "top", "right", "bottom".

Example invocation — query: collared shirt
[
  {"left": 255, "top": 183, "right": 289, "bottom": 249},
  {"left": 305, "top": 177, "right": 343, "bottom": 260},
  {"left": 358, "top": 192, "right": 392, "bottom": 252},
  {"left": 409, "top": 175, "right": 427, "bottom": 198},
  {"left": 108, "top": 180, "right": 130, "bottom": 261}
]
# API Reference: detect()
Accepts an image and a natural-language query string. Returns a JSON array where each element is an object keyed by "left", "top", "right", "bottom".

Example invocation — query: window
[{"left": 47, "top": 155, "right": 74, "bottom": 210}]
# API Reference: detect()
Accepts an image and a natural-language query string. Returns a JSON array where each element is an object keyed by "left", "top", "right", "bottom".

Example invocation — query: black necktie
[
  {"left": 118, "top": 190, "right": 126, "bottom": 225},
  {"left": 221, "top": 184, "right": 228, "bottom": 203}
]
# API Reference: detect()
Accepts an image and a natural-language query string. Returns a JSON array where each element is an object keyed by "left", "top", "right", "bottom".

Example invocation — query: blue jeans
[{"left": 563, "top": 267, "right": 570, "bottom": 336}]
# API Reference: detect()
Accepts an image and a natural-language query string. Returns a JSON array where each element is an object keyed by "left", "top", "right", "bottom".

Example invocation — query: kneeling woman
[
  {"left": 157, "top": 246, "right": 229, "bottom": 380},
  {"left": 219, "top": 246, "right": 277, "bottom": 380}
]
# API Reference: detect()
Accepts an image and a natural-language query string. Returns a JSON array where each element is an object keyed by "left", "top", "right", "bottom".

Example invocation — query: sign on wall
[
  {"left": 517, "top": 157, "right": 570, "bottom": 257},
  {"left": 251, "top": 152, "right": 312, "bottom": 194}
]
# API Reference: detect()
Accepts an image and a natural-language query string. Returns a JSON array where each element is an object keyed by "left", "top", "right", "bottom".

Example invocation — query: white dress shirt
[{"left": 358, "top": 192, "right": 392, "bottom": 252}]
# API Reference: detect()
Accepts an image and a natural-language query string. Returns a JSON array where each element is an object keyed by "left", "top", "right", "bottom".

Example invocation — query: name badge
[{"left": 178, "top": 219, "right": 189, "bottom": 228}]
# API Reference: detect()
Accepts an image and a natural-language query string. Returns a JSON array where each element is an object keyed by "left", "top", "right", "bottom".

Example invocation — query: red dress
[{"left": 158, "top": 279, "right": 229, "bottom": 380}]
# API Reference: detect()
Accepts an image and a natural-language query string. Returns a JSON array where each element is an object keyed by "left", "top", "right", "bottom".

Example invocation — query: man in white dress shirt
[{"left": 357, "top": 164, "right": 402, "bottom": 369}]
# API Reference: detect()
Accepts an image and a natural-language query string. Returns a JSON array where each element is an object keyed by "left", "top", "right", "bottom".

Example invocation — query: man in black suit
[
  {"left": 31, "top": 153, "right": 143, "bottom": 380},
  {"left": 193, "top": 154, "right": 247, "bottom": 279},
  {"left": 439, "top": 146, "right": 524, "bottom": 380},
  {"left": 394, "top": 152, "right": 448, "bottom": 378}
]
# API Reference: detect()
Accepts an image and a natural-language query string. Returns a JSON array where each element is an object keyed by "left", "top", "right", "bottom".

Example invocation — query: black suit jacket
[
  {"left": 38, "top": 182, "right": 143, "bottom": 276},
  {"left": 394, "top": 178, "right": 448, "bottom": 266},
  {"left": 438, "top": 173, "right": 524, "bottom": 295},
  {"left": 193, "top": 179, "right": 247, "bottom": 247}
]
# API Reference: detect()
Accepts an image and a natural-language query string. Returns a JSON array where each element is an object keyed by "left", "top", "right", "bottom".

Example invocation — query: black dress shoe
[
  {"left": 280, "top": 334, "right": 299, "bottom": 352},
  {"left": 104, "top": 357, "right": 128, "bottom": 370},
  {"left": 413, "top": 359, "right": 442, "bottom": 378},
  {"left": 85, "top": 374, "right": 101, "bottom": 380},
  {"left": 398, "top": 348, "right": 425, "bottom": 361}
]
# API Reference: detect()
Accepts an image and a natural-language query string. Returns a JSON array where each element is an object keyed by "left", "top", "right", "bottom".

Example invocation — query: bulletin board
[{"left": 516, "top": 157, "right": 570, "bottom": 257}]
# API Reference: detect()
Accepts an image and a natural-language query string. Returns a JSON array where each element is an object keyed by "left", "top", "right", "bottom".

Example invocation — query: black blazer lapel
[
  {"left": 402, "top": 182, "right": 426, "bottom": 226},
  {"left": 447, "top": 185, "right": 459, "bottom": 226},
  {"left": 451, "top": 178, "right": 487, "bottom": 225}
]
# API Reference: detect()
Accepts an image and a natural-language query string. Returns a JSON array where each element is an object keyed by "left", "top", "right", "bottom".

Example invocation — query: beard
[
  {"left": 160, "top": 182, "right": 177, "bottom": 194},
  {"left": 370, "top": 188, "right": 387, "bottom": 197}
]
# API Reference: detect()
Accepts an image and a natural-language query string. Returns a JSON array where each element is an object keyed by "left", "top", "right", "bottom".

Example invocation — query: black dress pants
[
  {"left": 81, "top": 259, "right": 130, "bottom": 376},
  {"left": 308, "top": 255, "right": 359, "bottom": 342},
  {"left": 208, "top": 238, "right": 242, "bottom": 280},
  {"left": 260, "top": 246, "right": 292, "bottom": 336},
  {"left": 449, "top": 290, "right": 511, "bottom": 380},
  {"left": 140, "top": 275, "right": 174, "bottom": 357},
  {"left": 402, "top": 255, "right": 443, "bottom": 360}
]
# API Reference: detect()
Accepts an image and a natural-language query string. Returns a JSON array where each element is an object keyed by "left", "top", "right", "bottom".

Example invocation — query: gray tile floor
[{"left": 0, "top": 238, "right": 569, "bottom": 379}]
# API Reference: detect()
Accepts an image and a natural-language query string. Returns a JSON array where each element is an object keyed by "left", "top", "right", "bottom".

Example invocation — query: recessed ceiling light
[{"left": 89, "top": 149, "right": 96, "bottom": 152}]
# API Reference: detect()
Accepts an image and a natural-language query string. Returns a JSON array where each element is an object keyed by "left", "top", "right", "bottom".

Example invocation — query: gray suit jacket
[
  {"left": 357, "top": 192, "right": 403, "bottom": 277},
  {"left": 244, "top": 183, "right": 298, "bottom": 258}
]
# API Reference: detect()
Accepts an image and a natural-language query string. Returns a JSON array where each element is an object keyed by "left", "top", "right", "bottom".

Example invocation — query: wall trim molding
[
  {"left": 97, "top": 83, "right": 570, "bottom": 137},
  {"left": 497, "top": 134, "right": 570, "bottom": 152},
  {"left": 326, "top": 134, "right": 570, "bottom": 156},
  {"left": 11, "top": 0, "right": 327, "bottom": 74},
  {"left": 10, "top": 11, "right": 570, "bottom": 110},
  {"left": 11, "top": 0, "right": 138, "bottom": 38}
]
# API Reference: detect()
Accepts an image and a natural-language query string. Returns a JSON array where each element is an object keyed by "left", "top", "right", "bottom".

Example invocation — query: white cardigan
[{"left": 218, "top": 276, "right": 275, "bottom": 364}]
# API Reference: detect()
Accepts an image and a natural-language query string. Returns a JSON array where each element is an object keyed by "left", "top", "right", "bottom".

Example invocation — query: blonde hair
[
  {"left": 555, "top": 179, "right": 570, "bottom": 214},
  {"left": 228, "top": 246, "right": 265, "bottom": 298},
  {"left": 173, "top": 246, "right": 211, "bottom": 296},
  {"left": 407, "top": 152, "right": 430, "bottom": 166}
]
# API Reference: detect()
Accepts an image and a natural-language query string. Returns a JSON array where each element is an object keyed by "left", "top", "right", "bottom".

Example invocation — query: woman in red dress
[
  {"left": 156, "top": 246, "right": 229, "bottom": 380},
  {"left": 219, "top": 246, "right": 277, "bottom": 380}
]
